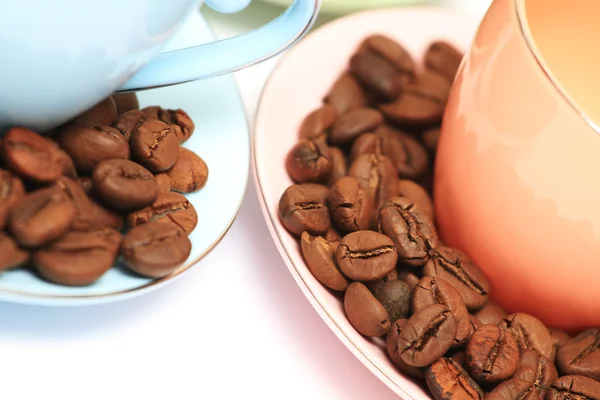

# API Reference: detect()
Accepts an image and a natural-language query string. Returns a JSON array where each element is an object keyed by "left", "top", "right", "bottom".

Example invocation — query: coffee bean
[
  {"left": 57, "top": 149, "right": 78, "bottom": 179},
  {"left": 323, "top": 226, "right": 342, "bottom": 253},
  {"left": 350, "top": 50, "right": 403, "bottom": 100},
  {"left": 422, "top": 127, "right": 441, "bottom": 154},
  {"left": 113, "top": 93, "right": 139, "bottom": 114},
  {"left": 556, "top": 329, "right": 600, "bottom": 381},
  {"left": 498, "top": 313, "right": 555, "bottom": 361},
  {"left": 56, "top": 125, "right": 130, "bottom": 173},
  {"left": 513, "top": 349, "right": 558, "bottom": 393},
  {"left": 405, "top": 70, "right": 451, "bottom": 104},
  {"left": 278, "top": 183, "right": 330, "bottom": 236},
  {"left": 326, "top": 147, "right": 347, "bottom": 187},
  {"left": 449, "top": 351, "right": 467, "bottom": 369},
  {"left": 374, "top": 280, "right": 411, "bottom": 323},
  {"left": 548, "top": 375, "right": 600, "bottom": 400},
  {"left": 486, "top": 378, "right": 540, "bottom": 400},
  {"left": 424, "top": 247, "right": 489, "bottom": 311},
  {"left": 413, "top": 276, "right": 471, "bottom": 347},
  {"left": 378, "top": 196, "right": 438, "bottom": 266},
  {"left": 386, "top": 319, "right": 425, "bottom": 379},
  {"left": 9, "top": 187, "right": 75, "bottom": 248},
  {"left": 154, "top": 173, "right": 171, "bottom": 193},
  {"left": 34, "top": 228, "right": 121, "bottom": 286},
  {"left": 328, "top": 176, "right": 372, "bottom": 233},
  {"left": 549, "top": 328, "right": 572, "bottom": 350},
  {"left": 1, "top": 127, "right": 63, "bottom": 182},
  {"left": 330, "top": 108, "right": 383, "bottom": 144},
  {"left": 55, "top": 177, "right": 93, "bottom": 231},
  {"left": 466, "top": 325, "right": 519, "bottom": 385},
  {"left": 121, "top": 221, "right": 192, "bottom": 278},
  {"left": 69, "top": 97, "right": 118, "bottom": 127},
  {"left": 397, "top": 180, "right": 434, "bottom": 219},
  {"left": 360, "top": 35, "right": 415, "bottom": 78},
  {"left": 113, "top": 110, "right": 147, "bottom": 142},
  {"left": 300, "top": 232, "right": 350, "bottom": 292},
  {"left": 344, "top": 282, "right": 390, "bottom": 337},
  {"left": 424, "top": 41, "right": 463, "bottom": 81},
  {"left": 88, "top": 199, "right": 124, "bottom": 232},
  {"left": 348, "top": 153, "right": 398, "bottom": 216},
  {"left": 0, "top": 232, "right": 29, "bottom": 271},
  {"left": 398, "top": 266, "right": 421, "bottom": 291},
  {"left": 77, "top": 177, "right": 94, "bottom": 195},
  {"left": 397, "top": 304, "right": 457, "bottom": 367},
  {"left": 474, "top": 300, "right": 507, "bottom": 326},
  {"left": 426, "top": 357, "right": 483, "bottom": 400},
  {"left": 298, "top": 105, "right": 338, "bottom": 140},
  {"left": 365, "top": 268, "right": 398, "bottom": 293},
  {"left": 130, "top": 119, "right": 180, "bottom": 172},
  {"left": 127, "top": 192, "right": 198, "bottom": 236},
  {"left": 141, "top": 106, "right": 194, "bottom": 144},
  {"left": 0, "top": 169, "right": 25, "bottom": 230},
  {"left": 285, "top": 139, "right": 332, "bottom": 183},
  {"left": 379, "top": 92, "right": 444, "bottom": 128},
  {"left": 165, "top": 148, "right": 208, "bottom": 193},
  {"left": 335, "top": 230, "right": 397, "bottom": 281},
  {"left": 324, "top": 72, "right": 367, "bottom": 115},
  {"left": 92, "top": 159, "right": 158, "bottom": 211},
  {"left": 469, "top": 315, "right": 483, "bottom": 334}
]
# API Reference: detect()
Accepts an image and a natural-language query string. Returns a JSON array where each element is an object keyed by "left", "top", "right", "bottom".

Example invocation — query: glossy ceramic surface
[
  {"left": 436, "top": 0, "right": 600, "bottom": 331},
  {"left": 0, "top": 12, "right": 249, "bottom": 306},
  {"left": 260, "top": 0, "right": 429, "bottom": 15},
  {"left": 253, "top": 7, "right": 478, "bottom": 398}
]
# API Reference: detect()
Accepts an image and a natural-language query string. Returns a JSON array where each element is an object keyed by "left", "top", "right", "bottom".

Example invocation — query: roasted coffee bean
[
  {"left": 335, "top": 230, "right": 397, "bottom": 281},
  {"left": 56, "top": 125, "right": 130, "bottom": 173},
  {"left": 278, "top": 183, "right": 330, "bottom": 236},
  {"left": 69, "top": 96, "right": 118, "bottom": 127},
  {"left": 405, "top": 70, "right": 451, "bottom": 104},
  {"left": 549, "top": 328, "right": 572, "bottom": 350},
  {"left": 397, "top": 180, "right": 434, "bottom": 219},
  {"left": 424, "top": 41, "right": 463, "bottom": 81},
  {"left": 130, "top": 119, "right": 180, "bottom": 172},
  {"left": 556, "top": 329, "right": 600, "bottom": 381},
  {"left": 127, "top": 192, "right": 198, "bottom": 236},
  {"left": 300, "top": 232, "right": 350, "bottom": 292},
  {"left": 88, "top": 199, "right": 124, "bottom": 232},
  {"left": 0, "top": 233, "right": 29, "bottom": 271},
  {"left": 0, "top": 169, "right": 25, "bottom": 230},
  {"left": 9, "top": 187, "right": 75, "bottom": 248},
  {"left": 298, "top": 105, "right": 338, "bottom": 140},
  {"left": 360, "top": 35, "right": 415, "bottom": 77},
  {"left": 113, "top": 93, "right": 139, "bottom": 114},
  {"left": 397, "top": 304, "right": 457, "bottom": 367},
  {"left": 34, "top": 228, "right": 121, "bottom": 286},
  {"left": 154, "top": 173, "right": 171, "bottom": 193},
  {"left": 413, "top": 276, "right": 471, "bottom": 347},
  {"left": 1, "top": 127, "right": 63, "bottom": 182},
  {"left": 324, "top": 226, "right": 342, "bottom": 253},
  {"left": 326, "top": 147, "right": 347, "bottom": 187},
  {"left": 450, "top": 351, "right": 467, "bottom": 369},
  {"left": 474, "top": 300, "right": 507, "bottom": 326},
  {"left": 386, "top": 319, "right": 425, "bottom": 379},
  {"left": 164, "top": 148, "right": 208, "bottom": 193},
  {"left": 373, "top": 280, "right": 411, "bottom": 323},
  {"left": 466, "top": 324, "right": 519, "bottom": 385},
  {"left": 379, "top": 92, "right": 444, "bottom": 128},
  {"left": 55, "top": 177, "right": 93, "bottom": 231},
  {"left": 285, "top": 138, "right": 332, "bottom": 183},
  {"left": 469, "top": 315, "right": 483, "bottom": 334},
  {"left": 498, "top": 313, "right": 555, "bottom": 361},
  {"left": 513, "top": 349, "right": 558, "bottom": 393},
  {"left": 423, "top": 127, "right": 441, "bottom": 153},
  {"left": 344, "top": 282, "right": 390, "bottom": 337},
  {"left": 92, "top": 159, "right": 158, "bottom": 211},
  {"left": 398, "top": 266, "right": 421, "bottom": 291},
  {"left": 57, "top": 149, "right": 78, "bottom": 179},
  {"left": 328, "top": 176, "right": 372, "bottom": 233},
  {"left": 365, "top": 268, "right": 398, "bottom": 293},
  {"left": 323, "top": 72, "right": 367, "bottom": 115},
  {"left": 426, "top": 357, "right": 483, "bottom": 400},
  {"left": 348, "top": 153, "right": 398, "bottom": 216},
  {"left": 141, "top": 106, "right": 194, "bottom": 144},
  {"left": 486, "top": 378, "right": 540, "bottom": 400},
  {"left": 121, "top": 221, "right": 192, "bottom": 278},
  {"left": 77, "top": 177, "right": 94, "bottom": 195},
  {"left": 378, "top": 197, "right": 438, "bottom": 266},
  {"left": 113, "top": 110, "right": 147, "bottom": 142},
  {"left": 424, "top": 247, "right": 489, "bottom": 311},
  {"left": 350, "top": 50, "right": 403, "bottom": 100},
  {"left": 330, "top": 108, "right": 383, "bottom": 145},
  {"left": 546, "top": 375, "right": 600, "bottom": 400}
]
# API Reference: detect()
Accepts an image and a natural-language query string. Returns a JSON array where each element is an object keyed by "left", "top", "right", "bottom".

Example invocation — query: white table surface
[{"left": 0, "top": 1, "right": 491, "bottom": 399}]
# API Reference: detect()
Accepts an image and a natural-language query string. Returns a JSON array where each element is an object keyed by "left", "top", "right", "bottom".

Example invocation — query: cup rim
[{"left": 514, "top": 0, "right": 600, "bottom": 133}]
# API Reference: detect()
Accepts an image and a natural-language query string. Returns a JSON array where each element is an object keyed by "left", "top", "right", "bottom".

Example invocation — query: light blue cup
[{"left": 0, "top": 0, "right": 320, "bottom": 132}]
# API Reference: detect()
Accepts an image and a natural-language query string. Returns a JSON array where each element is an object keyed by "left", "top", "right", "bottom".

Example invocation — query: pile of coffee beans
[
  {"left": 278, "top": 35, "right": 600, "bottom": 399},
  {"left": 0, "top": 93, "right": 209, "bottom": 286}
]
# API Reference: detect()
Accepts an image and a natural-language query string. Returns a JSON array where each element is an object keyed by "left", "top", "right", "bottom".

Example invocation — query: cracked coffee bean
[
  {"left": 300, "top": 232, "right": 350, "bottom": 292},
  {"left": 386, "top": 319, "right": 425, "bottom": 379},
  {"left": 164, "top": 148, "right": 208, "bottom": 193},
  {"left": 348, "top": 153, "right": 398, "bottom": 218},
  {"left": 335, "top": 230, "right": 397, "bottom": 282},
  {"left": 413, "top": 276, "right": 471, "bottom": 347},
  {"left": 498, "top": 313, "right": 555, "bottom": 361},
  {"left": 278, "top": 183, "right": 330, "bottom": 236},
  {"left": 330, "top": 108, "right": 383, "bottom": 145},
  {"left": 397, "top": 304, "right": 457, "bottom": 367},
  {"left": 424, "top": 41, "right": 463, "bottom": 81},
  {"left": 486, "top": 378, "right": 540, "bottom": 400},
  {"left": 350, "top": 50, "right": 403, "bottom": 100},
  {"left": 359, "top": 35, "right": 415, "bottom": 78},
  {"left": 466, "top": 324, "right": 519, "bottom": 385},
  {"left": 0, "top": 169, "right": 25, "bottom": 230},
  {"left": 141, "top": 106, "right": 195, "bottom": 144},
  {"left": 474, "top": 300, "right": 507, "bottom": 326},
  {"left": 556, "top": 329, "right": 600, "bottom": 381},
  {"left": 424, "top": 247, "right": 489, "bottom": 311},
  {"left": 326, "top": 147, "right": 347, "bottom": 187},
  {"left": 373, "top": 280, "right": 411, "bottom": 323},
  {"left": 378, "top": 196, "right": 438, "bottom": 266},
  {"left": 113, "top": 110, "right": 147, "bottom": 142},
  {"left": 92, "top": 159, "right": 158, "bottom": 211},
  {"left": 327, "top": 176, "right": 372, "bottom": 233},
  {"left": 127, "top": 192, "right": 198, "bottom": 236},
  {"left": 0, "top": 232, "right": 29, "bottom": 271},
  {"left": 130, "top": 119, "right": 180, "bottom": 172},
  {"left": 513, "top": 349, "right": 558, "bottom": 393},
  {"left": 426, "top": 357, "right": 483, "bottom": 400},
  {"left": 69, "top": 96, "right": 118, "bottom": 127},
  {"left": 113, "top": 93, "right": 139, "bottom": 114},
  {"left": 323, "top": 72, "right": 367, "bottom": 115},
  {"left": 550, "top": 328, "right": 572, "bottom": 351},
  {"left": 55, "top": 176, "right": 93, "bottom": 231},
  {"left": 546, "top": 375, "right": 600, "bottom": 400},
  {"left": 298, "top": 104, "right": 338, "bottom": 140},
  {"left": 285, "top": 138, "right": 332, "bottom": 183},
  {"left": 397, "top": 180, "right": 434, "bottom": 219},
  {"left": 344, "top": 282, "right": 390, "bottom": 337}
]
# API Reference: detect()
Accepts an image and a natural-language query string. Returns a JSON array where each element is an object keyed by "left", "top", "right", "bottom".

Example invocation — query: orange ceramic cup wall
[{"left": 435, "top": 0, "right": 600, "bottom": 331}]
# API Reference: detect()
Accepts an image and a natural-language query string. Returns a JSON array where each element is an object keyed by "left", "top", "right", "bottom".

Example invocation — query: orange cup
[{"left": 435, "top": 0, "right": 600, "bottom": 331}]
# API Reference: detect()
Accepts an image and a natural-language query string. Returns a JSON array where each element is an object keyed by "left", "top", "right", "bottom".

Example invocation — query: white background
[{"left": 0, "top": 1, "right": 491, "bottom": 399}]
